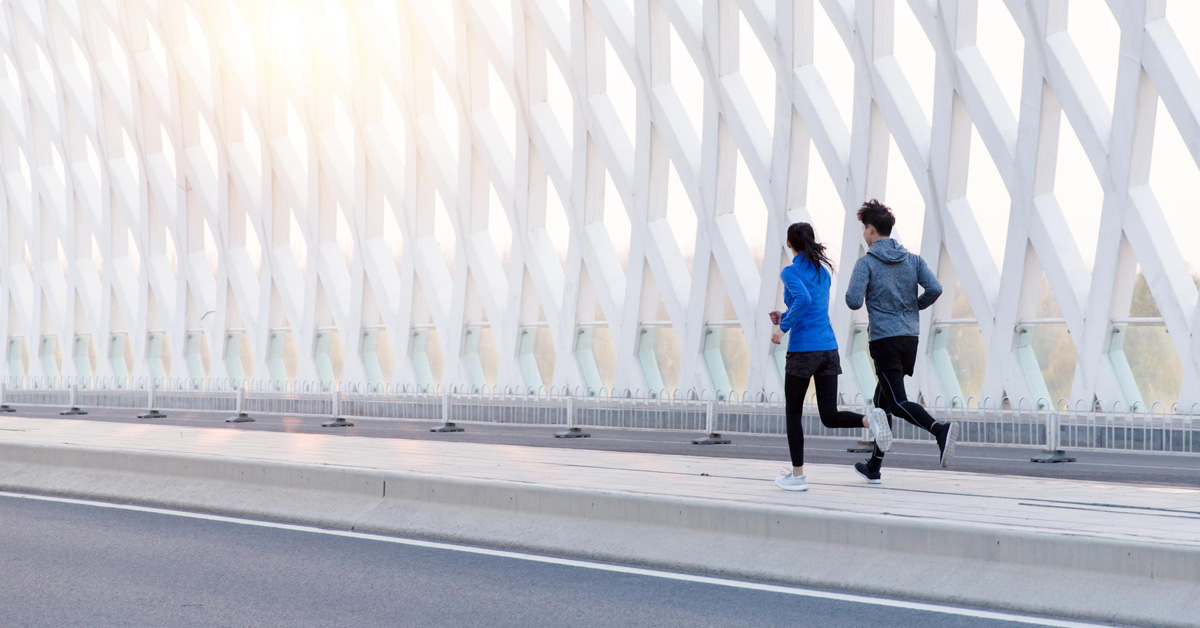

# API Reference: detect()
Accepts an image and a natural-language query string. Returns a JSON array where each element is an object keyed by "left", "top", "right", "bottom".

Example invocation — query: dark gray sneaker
[
  {"left": 936, "top": 421, "right": 958, "bottom": 468},
  {"left": 854, "top": 461, "right": 882, "bottom": 485}
]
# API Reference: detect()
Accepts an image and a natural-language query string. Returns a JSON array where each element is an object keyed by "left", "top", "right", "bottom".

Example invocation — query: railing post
[
  {"left": 430, "top": 393, "right": 464, "bottom": 432},
  {"left": 138, "top": 378, "right": 167, "bottom": 419},
  {"left": 1031, "top": 407, "right": 1076, "bottom": 463},
  {"left": 226, "top": 385, "right": 254, "bottom": 423},
  {"left": 555, "top": 395, "right": 590, "bottom": 438},
  {"left": 60, "top": 381, "right": 87, "bottom": 416},
  {"left": 692, "top": 400, "right": 730, "bottom": 445},
  {"left": 322, "top": 389, "right": 354, "bottom": 427},
  {"left": 0, "top": 382, "right": 15, "bottom": 412}
]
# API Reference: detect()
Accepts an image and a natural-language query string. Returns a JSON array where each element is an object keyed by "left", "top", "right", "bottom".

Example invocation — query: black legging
[
  {"left": 785, "top": 373, "right": 865, "bottom": 467},
  {"left": 870, "top": 369, "right": 939, "bottom": 462}
]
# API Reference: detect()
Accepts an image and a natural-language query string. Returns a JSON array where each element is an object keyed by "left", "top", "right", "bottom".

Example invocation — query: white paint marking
[{"left": 0, "top": 491, "right": 1116, "bottom": 628}]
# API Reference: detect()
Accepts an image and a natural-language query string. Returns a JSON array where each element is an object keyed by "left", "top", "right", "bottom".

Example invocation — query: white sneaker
[
  {"left": 775, "top": 470, "right": 809, "bottom": 492},
  {"left": 867, "top": 408, "right": 893, "bottom": 453}
]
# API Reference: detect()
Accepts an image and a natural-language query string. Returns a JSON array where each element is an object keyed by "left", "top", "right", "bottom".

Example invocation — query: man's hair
[{"left": 857, "top": 199, "right": 895, "bottom": 236}]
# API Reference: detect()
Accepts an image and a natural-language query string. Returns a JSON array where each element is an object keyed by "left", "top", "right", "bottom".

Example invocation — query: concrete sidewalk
[{"left": 1, "top": 416, "right": 1196, "bottom": 626}]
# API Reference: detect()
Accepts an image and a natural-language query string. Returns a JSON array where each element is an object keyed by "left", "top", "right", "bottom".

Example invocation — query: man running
[{"left": 845, "top": 199, "right": 957, "bottom": 484}]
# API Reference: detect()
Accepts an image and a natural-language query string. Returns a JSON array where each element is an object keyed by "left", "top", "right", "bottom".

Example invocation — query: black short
[
  {"left": 868, "top": 336, "right": 919, "bottom": 376},
  {"left": 785, "top": 349, "right": 842, "bottom": 379}
]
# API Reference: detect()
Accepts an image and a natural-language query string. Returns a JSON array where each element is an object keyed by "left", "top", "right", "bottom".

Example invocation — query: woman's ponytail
[{"left": 786, "top": 222, "right": 834, "bottom": 270}]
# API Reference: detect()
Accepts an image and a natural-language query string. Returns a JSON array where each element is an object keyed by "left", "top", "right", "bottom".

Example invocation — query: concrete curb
[{"left": 1, "top": 441, "right": 1195, "bottom": 627}]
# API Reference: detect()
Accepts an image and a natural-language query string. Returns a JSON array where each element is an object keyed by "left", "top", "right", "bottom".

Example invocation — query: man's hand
[
  {"left": 771, "top": 328, "right": 785, "bottom": 345},
  {"left": 768, "top": 310, "right": 782, "bottom": 325}
]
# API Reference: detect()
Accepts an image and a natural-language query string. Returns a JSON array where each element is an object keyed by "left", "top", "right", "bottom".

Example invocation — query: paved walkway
[{"left": 3, "top": 416, "right": 1198, "bottom": 548}]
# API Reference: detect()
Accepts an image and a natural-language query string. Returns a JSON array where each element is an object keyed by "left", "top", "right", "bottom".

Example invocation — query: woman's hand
[
  {"left": 771, "top": 328, "right": 785, "bottom": 345},
  {"left": 768, "top": 310, "right": 781, "bottom": 325}
]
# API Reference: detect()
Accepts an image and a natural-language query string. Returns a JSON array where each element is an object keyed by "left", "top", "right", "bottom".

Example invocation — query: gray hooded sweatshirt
[{"left": 845, "top": 238, "right": 942, "bottom": 341}]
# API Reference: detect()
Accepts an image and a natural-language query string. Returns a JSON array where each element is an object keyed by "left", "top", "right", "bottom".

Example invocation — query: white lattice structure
[{"left": 2, "top": 0, "right": 1200, "bottom": 410}]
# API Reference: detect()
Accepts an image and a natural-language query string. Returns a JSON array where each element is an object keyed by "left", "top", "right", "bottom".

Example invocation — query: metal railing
[{"left": 1, "top": 375, "right": 1197, "bottom": 456}]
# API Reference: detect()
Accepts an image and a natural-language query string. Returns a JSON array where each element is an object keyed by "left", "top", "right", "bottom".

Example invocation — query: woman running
[{"left": 769, "top": 222, "right": 892, "bottom": 491}]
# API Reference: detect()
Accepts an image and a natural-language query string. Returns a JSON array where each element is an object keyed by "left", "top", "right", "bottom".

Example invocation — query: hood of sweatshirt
[{"left": 866, "top": 238, "right": 909, "bottom": 264}]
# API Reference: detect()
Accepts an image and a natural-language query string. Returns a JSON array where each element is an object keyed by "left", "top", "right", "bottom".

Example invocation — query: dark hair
[
  {"left": 786, "top": 222, "right": 834, "bottom": 270},
  {"left": 857, "top": 199, "right": 895, "bottom": 236}
]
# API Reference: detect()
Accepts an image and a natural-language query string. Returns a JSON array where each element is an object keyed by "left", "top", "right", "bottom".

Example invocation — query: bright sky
[
  {"left": 706, "top": 0, "right": 1200, "bottom": 280},
  {"left": 194, "top": 1, "right": 1200, "bottom": 287}
]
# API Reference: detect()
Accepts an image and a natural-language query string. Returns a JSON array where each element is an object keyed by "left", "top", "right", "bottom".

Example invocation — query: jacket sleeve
[
  {"left": 778, "top": 267, "right": 812, "bottom": 334},
  {"left": 845, "top": 258, "right": 869, "bottom": 311},
  {"left": 916, "top": 256, "right": 943, "bottom": 310}
]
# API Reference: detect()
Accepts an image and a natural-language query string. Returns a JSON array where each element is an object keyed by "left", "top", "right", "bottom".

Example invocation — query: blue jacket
[
  {"left": 845, "top": 238, "right": 942, "bottom": 341},
  {"left": 779, "top": 256, "right": 838, "bottom": 352}
]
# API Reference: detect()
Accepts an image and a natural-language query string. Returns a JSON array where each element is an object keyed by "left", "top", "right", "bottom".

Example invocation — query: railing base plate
[
  {"left": 554, "top": 427, "right": 591, "bottom": 438},
  {"left": 322, "top": 418, "right": 355, "bottom": 428},
  {"left": 692, "top": 433, "right": 731, "bottom": 445},
  {"left": 430, "top": 423, "right": 464, "bottom": 433},
  {"left": 1031, "top": 450, "right": 1076, "bottom": 463},
  {"left": 226, "top": 413, "right": 255, "bottom": 423},
  {"left": 60, "top": 408, "right": 87, "bottom": 416},
  {"left": 138, "top": 410, "right": 167, "bottom": 419}
]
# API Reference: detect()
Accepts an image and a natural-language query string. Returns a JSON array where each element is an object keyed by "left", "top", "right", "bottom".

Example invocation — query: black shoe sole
[{"left": 854, "top": 466, "right": 882, "bottom": 485}]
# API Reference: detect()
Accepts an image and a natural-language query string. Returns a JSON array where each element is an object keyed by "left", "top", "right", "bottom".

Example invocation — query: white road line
[{"left": 0, "top": 491, "right": 1118, "bottom": 628}]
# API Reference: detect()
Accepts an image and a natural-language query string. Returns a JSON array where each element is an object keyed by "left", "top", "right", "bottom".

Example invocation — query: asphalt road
[
  {"left": 5, "top": 405, "right": 1199, "bottom": 488},
  {"left": 0, "top": 494, "right": 1121, "bottom": 628}
]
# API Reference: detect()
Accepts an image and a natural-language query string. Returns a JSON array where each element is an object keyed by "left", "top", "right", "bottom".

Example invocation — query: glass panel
[
  {"left": 931, "top": 270, "right": 987, "bottom": 406},
  {"left": 592, "top": 326, "right": 616, "bottom": 390},
  {"left": 268, "top": 330, "right": 298, "bottom": 383},
  {"left": 314, "top": 329, "right": 343, "bottom": 385},
  {"left": 1029, "top": 324, "right": 1076, "bottom": 405},
  {"left": 7, "top": 338, "right": 29, "bottom": 379},
  {"left": 463, "top": 325, "right": 500, "bottom": 387},
  {"left": 719, "top": 327, "right": 750, "bottom": 394},
  {"left": 375, "top": 328, "right": 395, "bottom": 384},
  {"left": 112, "top": 333, "right": 132, "bottom": 380},
  {"left": 1130, "top": 267, "right": 1162, "bottom": 318},
  {"left": 147, "top": 332, "right": 170, "bottom": 379},
  {"left": 638, "top": 325, "right": 681, "bottom": 394},
  {"left": 187, "top": 332, "right": 208, "bottom": 381},
  {"left": 1122, "top": 324, "right": 1182, "bottom": 409},
  {"left": 411, "top": 327, "right": 444, "bottom": 390},
  {"left": 939, "top": 326, "right": 987, "bottom": 402},
  {"left": 39, "top": 335, "right": 61, "bottom": 378},
  {"left": 517, "top": 322, "right": 555, "bottom": 392},
  {"left": 577, "top": 325, "right": 616, "bottom": 393},
  {"left": 73, "top": 335, "right": 94, "bottom": 379}
]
